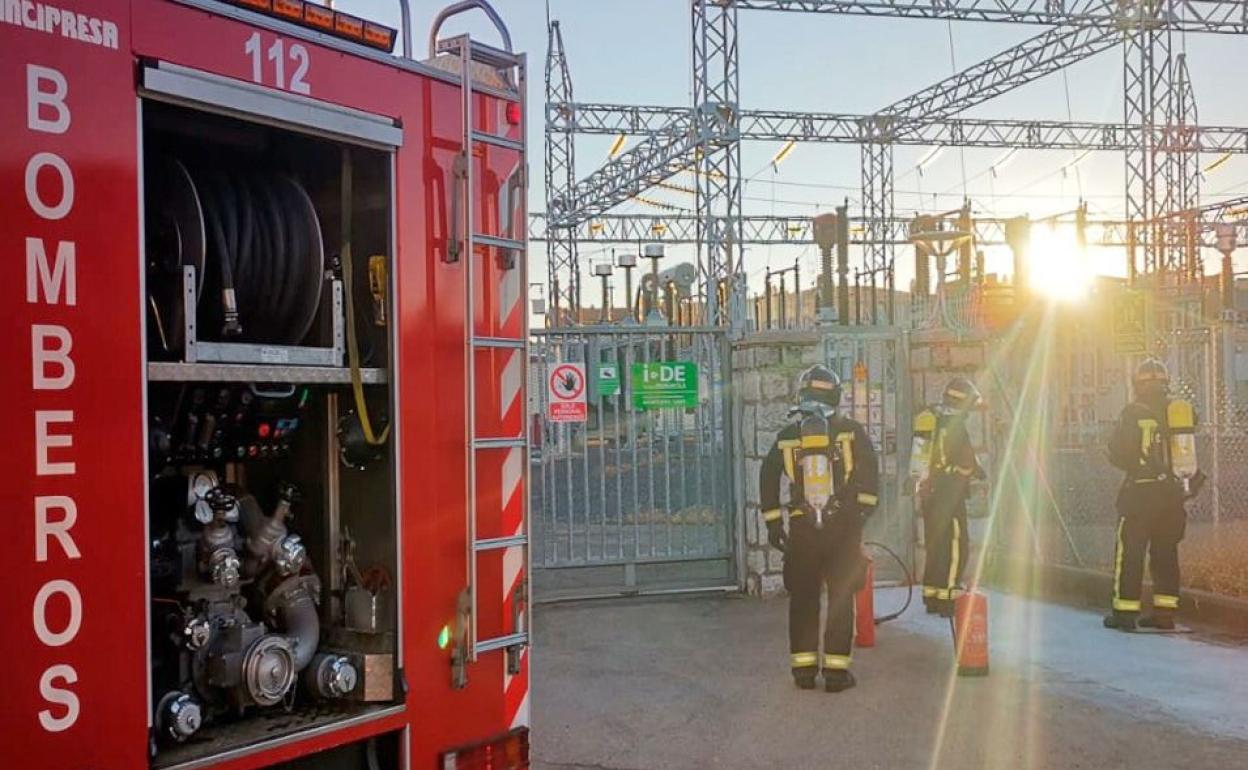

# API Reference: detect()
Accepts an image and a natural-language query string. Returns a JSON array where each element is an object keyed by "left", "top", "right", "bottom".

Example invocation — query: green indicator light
[{"left": 438, "top": 625, "right": 451, "bottom": 650}]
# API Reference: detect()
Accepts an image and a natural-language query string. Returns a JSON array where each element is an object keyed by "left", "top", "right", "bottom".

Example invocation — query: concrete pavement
[{"left": 531, "top": 588, "right": 1248, "bottom": 769}]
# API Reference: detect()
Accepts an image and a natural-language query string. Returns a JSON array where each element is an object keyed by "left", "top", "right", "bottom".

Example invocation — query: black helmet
[
  {"left": 942, "top": 376, "right": 981, "bottom": 412},
  {"left": 1133, "top": 358, "right": 1169, "bottom": 397},
  {"left": 797, "top": 365, "right": 841, "bottom": 408}
]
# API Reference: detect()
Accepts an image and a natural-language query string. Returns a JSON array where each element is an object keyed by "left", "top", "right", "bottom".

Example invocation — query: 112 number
[{"left": 244, "top": 32, "right": 311, "bottom": 95}]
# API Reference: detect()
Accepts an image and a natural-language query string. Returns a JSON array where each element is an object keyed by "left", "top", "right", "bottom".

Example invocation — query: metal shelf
[{"left": 147, "top": 362, "right": 388, "bottom": 384}]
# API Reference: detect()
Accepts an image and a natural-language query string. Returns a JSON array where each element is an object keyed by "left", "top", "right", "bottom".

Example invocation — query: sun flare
[{"left": 1026, "top": 226, "right": 1091, "bottom": 302}]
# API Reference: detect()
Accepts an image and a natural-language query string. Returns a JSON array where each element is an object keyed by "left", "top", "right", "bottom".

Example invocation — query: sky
[{"left": 370, "top": 1, "right": 1248, "bottom": 308}]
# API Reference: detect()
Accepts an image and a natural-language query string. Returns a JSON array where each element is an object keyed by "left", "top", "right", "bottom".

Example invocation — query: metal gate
[
  {"left": 821, "top": 328, "right": 912, "bottom": 578},
  {"left": 530, "top": 327, "right": 734, "bottom": 599}
]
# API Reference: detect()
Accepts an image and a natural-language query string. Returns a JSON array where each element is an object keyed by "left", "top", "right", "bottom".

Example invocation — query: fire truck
[{"left": 2, "top": 0, "right": 531, "bottom": 766}]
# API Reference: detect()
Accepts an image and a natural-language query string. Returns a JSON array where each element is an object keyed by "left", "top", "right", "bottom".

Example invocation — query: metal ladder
[{"left": 432, "top": 6, "right": 530, "bottom": 688}]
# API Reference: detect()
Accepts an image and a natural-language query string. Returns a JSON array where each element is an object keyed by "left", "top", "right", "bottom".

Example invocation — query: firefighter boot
[
  {"left": 1139, "top": 610, "right": 1176, "bottom": 630},
  {"left": 794, "top": 672, "right": 817, "bottom": 690},
  {"left": 934, "top": 597, "right": 957, "bottom": 618},
  {"left": 824, "top": 669, "right": 856, "bottom": 693},
  {"left": 1102, "top": 610, "right": 1138, "bottom": 632}
]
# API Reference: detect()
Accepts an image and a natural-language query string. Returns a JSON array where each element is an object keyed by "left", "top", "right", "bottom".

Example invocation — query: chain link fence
[{"left": 986, "top": 323, "right": 1248, "bottom": 598}]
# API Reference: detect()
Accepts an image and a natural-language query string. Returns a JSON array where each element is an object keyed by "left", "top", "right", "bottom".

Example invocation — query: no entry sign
[{"left": 548, "top": 362, "right": 588, "bottom": 422}]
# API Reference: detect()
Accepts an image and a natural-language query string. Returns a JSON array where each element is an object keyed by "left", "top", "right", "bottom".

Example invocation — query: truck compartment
[{"left": 141, "top": 98, "right": 401, "bottom": 767}]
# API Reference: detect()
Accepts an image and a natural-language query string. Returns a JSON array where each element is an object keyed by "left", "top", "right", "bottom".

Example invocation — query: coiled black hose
[{"left": 190, "top": 164, "right": 322, "bottom": 344}]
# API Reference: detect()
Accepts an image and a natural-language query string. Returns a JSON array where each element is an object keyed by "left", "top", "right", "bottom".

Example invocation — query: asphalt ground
[{"left": 531, "top": 588, "right": 1248, "bottom": 770}]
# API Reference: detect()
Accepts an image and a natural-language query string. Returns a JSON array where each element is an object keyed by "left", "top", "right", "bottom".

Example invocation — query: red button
[{"left": 258, "top": 422, "right": 272, "bottom": 438}]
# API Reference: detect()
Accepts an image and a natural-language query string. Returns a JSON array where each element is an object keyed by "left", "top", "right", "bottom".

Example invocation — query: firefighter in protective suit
[
  {"left": 760, "top": 366, "right": 880, "bottom": 692},
  {"left": 919, "top": 377, "right": 984, "bottom": 617},
  {"left": 1104, "top": 359, "right": 1204, "bottom": 631}
]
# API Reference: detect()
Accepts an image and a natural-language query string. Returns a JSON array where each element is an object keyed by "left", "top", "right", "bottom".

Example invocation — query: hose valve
[
  {"left": 273, "top": 534, "right": 307, "bottom": 576},
  {"left": 306, "top": 654, "right": 358, "bottom": 699},
  {"left": 182, "top": 615, "right": 212, "bottom": 651},
  {"left": 157, "top": 692, "right": 203, "bottom": 742},
  {"left": 209, "top": 548, "right": 242, "bottom": 589}
]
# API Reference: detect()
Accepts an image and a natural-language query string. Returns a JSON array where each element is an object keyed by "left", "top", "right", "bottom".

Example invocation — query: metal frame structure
[
  {"left": 531, "top": 198, "right": 1248, "bottom": 248},
  {"left": 544, "top": 20, "right": 579, "bottom": 326},
  {"left": 552, "top": 105, "right": 1248, "bottom": 153},
  {"left": 543, "top": 0, "right": 1248, "bottom": 328}
]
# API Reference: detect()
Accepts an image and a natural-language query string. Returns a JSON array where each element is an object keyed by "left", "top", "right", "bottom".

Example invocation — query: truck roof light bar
[{"left": 226, "top": 0, "right": 398, "bottom": 54}]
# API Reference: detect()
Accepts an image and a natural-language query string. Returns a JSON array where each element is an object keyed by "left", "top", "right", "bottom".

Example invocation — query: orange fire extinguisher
[
  {"left": 952, "top": 590, "right": 989, "bottom": 676},
  {"left": 855, "top": 555, "right": 875, "bottom": 648}
]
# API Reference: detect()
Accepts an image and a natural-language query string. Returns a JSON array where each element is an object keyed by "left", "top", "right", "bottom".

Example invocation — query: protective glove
[{"left": 766, "top": 519, "right": 787, "bottom": 552}]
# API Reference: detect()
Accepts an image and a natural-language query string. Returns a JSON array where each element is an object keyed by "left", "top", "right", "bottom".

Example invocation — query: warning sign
[
  {"left": 596, "top": 363, "right": 621, "bottom": 397},
  {"left": 548, "top": 363, "right": 588, "bottom": 422}
]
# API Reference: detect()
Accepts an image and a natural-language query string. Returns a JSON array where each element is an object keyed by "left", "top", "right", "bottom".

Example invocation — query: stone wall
[{"left": 732, "top": 331, "right": 825, "bottom": 596}]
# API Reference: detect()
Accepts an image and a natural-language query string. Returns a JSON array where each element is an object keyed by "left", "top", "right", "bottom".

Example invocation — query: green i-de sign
[{"left": 631, "top": 362, "right": 699, "bottom": 410}]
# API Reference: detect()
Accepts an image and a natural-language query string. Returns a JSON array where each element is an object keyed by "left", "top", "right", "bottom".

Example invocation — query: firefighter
[
  {"left": 1104, "top": 359, "right": 1204, "bottom": 632},
  {"left": 919, "top": 377, "right": 984, "bottom": 617},
  {"left": 760, "top": 365, "right": 880, "bottom": 692}
]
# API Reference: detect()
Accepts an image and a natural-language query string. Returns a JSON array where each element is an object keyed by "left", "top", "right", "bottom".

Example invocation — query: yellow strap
[
  {"left": 790, "top": 652, "right": 818, "bottom": 668},
  {"left": 800, "top": 434, "right": 830, "bottom": 449},
  {"left": 857, "top": 492, "right": 878, "bottom": 506},
  {"left": 837, "top": 432, "right": 855, "bottom": 482},
  {"left": 762, "top": 508, "right": 783, "bottom": 523},
  {"left": 1138, "top": 419, "right": 1157, "bottom": 467},
  {"left": 782, "top": 447, "right": 796, "bottom": 481},
  {"left": 1153, "top": 594, "right": 1180, "bottom": 610},
  {"left": 823, "top": 654, "right": 852, "bottom": 670}
]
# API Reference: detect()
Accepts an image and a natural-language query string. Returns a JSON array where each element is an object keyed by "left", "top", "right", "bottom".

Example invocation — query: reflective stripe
[
  {"left": 1154, "top": 594, "right": 1180, "bottom": 610},
  {"left": 857, "top": 492, "right": 878, "bottom": 506},
  {"left": 762, "top": 508, "right": 783, "bottom": 523},
  {"left": 946, "top": 388, "right": 967, "bottom": 399},
  {"left": 1113, "top": 517, "right": 1128, "bottom": 610},
  {"left": 790, "top": 651, "right": 817, "bottom": 668},
  {"left": 777, "top": 439, "right": 801, "bottom": 449},
  {"left": 780, "top": 443, "right": 797, "bottom": 481},
  {"left": 947, "top": 517, "right": 961, "bottom": 596},
  {"left": 922, "top": 586, "right": 940, "bottom": 598},
  {"left": 823, "top": 654, "right": 852, "bottom": 670},
  {"left": 952, "top": 465, "right": 975, "bottom": 476},
  {"left": 789, "top": 509, "right": 805, "bottom": 517},
  {"left": 1113, "top": 598, "right": 1142, "bottom": 612},
  {"left": 837, "top": 432, "right": 855, "bottom": 481},
  {"left": 800, "top": 434, "right": 830, "bottom": 449}
]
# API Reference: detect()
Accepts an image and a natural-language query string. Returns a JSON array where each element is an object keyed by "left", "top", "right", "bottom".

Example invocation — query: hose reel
[{"left": 146, "top": 156, "right": 325, "bottom": 353}]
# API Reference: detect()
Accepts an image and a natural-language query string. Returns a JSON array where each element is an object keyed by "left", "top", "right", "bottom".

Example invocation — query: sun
[{"left": 1026, "top": 225, "right": 1092, "bottom": 302}]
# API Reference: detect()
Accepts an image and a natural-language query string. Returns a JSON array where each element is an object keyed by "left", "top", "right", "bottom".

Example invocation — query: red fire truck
[{"left": 2, "top": 0, "right": 531, "bottom": 766}]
